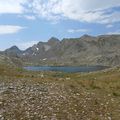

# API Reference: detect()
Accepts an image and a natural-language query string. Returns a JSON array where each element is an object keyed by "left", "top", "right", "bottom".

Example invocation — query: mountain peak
[
  {"left": 48, "top": 37, "right": 60, "bottom": 43},
  {"left": 81, "top": 34, "right": 92, "bottom": 38},
  {"left": 9, "top": 46, "right": 20, "bottom": 50},
  {"left": 80, "top": 34, "right": 96, "bottom": 41},
  {"left": 5, "top": 45, "right": 22, "bottom": 54}
]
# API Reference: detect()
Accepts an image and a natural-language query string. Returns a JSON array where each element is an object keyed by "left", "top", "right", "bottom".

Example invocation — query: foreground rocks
[
  {"left": 0, "top": 79, "right": 120, "bottom": 120},
  {"left": 0, "top": 67, "right": 120, "bottom": 120}
]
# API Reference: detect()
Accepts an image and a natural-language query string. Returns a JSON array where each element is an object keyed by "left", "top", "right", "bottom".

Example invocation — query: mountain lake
[{"left": 24, "top": 66, "right": 108, "bottom": 73}]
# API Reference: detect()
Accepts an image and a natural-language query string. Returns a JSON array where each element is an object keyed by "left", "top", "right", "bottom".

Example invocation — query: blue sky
[{"left": 0, "top": 0, "right": 120, "bottom": 50}]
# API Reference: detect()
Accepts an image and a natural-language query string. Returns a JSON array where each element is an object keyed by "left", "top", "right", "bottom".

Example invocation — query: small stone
[
  {"left": 108, "top": 116, "right": 112, "bottom": 120},
  {"left": 0, "top": 114, "right": 2, "bottom": 117}
]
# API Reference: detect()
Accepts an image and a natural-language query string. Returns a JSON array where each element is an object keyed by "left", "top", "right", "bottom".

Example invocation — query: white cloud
[
  {"left": 28, "top": 0, "right": 120, "bottom": 24},
  {"left": 67, "top": 29, "right": 89, "bottom": 33},
  {"left": 106, "top": 24, "right": 114, "bottom": 28},
  {"left": 23, "top": 15, "right": 36, "bottom": 20},
  {"left": 0, "top": 0, "right": 27, "bottom": 14},
  {"left": 107, "top": 30, "right": 120, "bottom": 35},
  {"left": 0, "top": 25, "right": 25, "bottom": 35},
  {"left": 0, "top": 0, "right": 120, "bottom": 24},
  {"left": 18, "top": 40, "right": 39, "bottom": 50}
]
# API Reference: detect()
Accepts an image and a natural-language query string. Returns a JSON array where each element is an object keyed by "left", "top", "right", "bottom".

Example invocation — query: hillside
[
  {"left": 0, "top": 63, "right": 120, "bottom": 119},
  {"left": 0, "top": 53, "right": 22, "bottom": 67},
  {"left": 2, "top": 34, "right": 120, "bottom": 66}
]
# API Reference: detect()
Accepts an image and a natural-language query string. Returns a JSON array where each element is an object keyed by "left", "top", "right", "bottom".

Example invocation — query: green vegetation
[{"left": 0, "top": 64, "right": 120, "bottom": 120}]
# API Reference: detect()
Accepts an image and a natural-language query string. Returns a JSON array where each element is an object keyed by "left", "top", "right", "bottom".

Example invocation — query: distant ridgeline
[{"left": 1, "top": 34, "right": 120, "bottom": 67}]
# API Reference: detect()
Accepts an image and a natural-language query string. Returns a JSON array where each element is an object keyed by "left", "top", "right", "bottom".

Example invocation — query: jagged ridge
[{"left": 2, "top": 34, "right": 120, "bottom": 66}]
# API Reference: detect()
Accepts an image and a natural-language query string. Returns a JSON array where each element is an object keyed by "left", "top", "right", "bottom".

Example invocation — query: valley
[
  {"left": 0, "top": 34, "right": 120, "bottom": 120},
  {"left": 0, "top": 0, "right": 120, "bottom": 119}
]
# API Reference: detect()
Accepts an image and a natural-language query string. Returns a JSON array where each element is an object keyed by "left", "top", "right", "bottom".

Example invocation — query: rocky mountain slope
[
  {"left": 0, "top": 53, "right": 22, "bottom": 67},
  {"left": 2, "top": 34, "right": 120, "bottom": 66}
]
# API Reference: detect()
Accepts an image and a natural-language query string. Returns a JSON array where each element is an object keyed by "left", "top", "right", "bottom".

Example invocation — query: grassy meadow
[{"left": 0, "top": 64, "right": 120, "bottom": 120}]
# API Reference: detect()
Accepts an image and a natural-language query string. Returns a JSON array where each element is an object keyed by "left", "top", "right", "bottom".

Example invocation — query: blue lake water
[{"left": 24, "top": 66, "right": 108, "bottom": 73}]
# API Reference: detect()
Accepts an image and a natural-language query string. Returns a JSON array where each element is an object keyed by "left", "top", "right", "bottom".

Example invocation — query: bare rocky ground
[{"left": 0, "top": 66, "right": 120, "bottom": 120}]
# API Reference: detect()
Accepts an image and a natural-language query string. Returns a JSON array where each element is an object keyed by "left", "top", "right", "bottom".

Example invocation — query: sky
[{"left": 0, "top": 0, "right": 120, "bottom": 50}]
